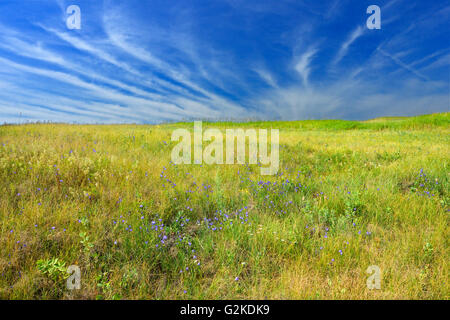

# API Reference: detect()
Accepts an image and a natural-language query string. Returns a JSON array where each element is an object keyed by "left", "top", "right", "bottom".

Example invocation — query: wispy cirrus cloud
[
  {"left": 332, "top": 25, "right": 365, "bottom": 66},
  {"left": 295, "top": 47, "right": 318, "bottom": 86},
  {"left": 377, "top": 47, "right": 429, "bottom": 81}
]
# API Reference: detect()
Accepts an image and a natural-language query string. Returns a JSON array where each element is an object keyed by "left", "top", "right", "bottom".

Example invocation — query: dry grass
[{"left": 0, "top": 113, "right": 448, "bottom": 299}]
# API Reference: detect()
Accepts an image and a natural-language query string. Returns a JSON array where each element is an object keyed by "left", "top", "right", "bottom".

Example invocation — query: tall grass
[{"left": 0, "top": 113, "right": 448, "bottom": 299}]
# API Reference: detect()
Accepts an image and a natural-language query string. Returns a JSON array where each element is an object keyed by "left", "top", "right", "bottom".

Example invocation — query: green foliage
[
  {"left": 422, "top": 242, "right": 434, "bottom": 264},
  {"left": 79, "top": 231, "right": 94, "bottom": 254},
  {"left": 36, "top": 258, "right": 68, "bottom": 282}
]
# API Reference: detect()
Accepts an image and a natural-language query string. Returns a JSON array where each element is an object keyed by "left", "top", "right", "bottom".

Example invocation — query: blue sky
[{"left": 0, "top": 0, "right": 448, "bottom": 123}]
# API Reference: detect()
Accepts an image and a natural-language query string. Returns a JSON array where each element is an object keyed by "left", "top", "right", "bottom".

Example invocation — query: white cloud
[
  {"left": 40, "top": 25, "right": 142, "bottom": 76},
  {"left": 0, "top": 36, "right": 65, "bottom": 65},
  {"left": 294, "top": 47, "right": 318, "bottom": 86},
  {"left": 254, "top": 68, "right": 277, "bottom": 87},
  {"left": 333, "top": 26, "right": 364, "bottom": 66},
  {"left": 377, "top": 48, "right": 429, "bottom": 81}
]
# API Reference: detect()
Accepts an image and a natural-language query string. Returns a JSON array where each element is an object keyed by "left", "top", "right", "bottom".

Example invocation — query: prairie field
[{"left": 0, "top": 112, "right": 448, "bottom": 300}]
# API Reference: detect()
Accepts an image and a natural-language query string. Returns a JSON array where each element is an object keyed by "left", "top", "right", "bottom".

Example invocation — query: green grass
[{"left": 0, "top": 112, "right": 448, "bottom": 299}]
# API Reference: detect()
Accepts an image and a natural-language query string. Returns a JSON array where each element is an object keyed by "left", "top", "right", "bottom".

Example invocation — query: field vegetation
[{"left": 0, "top": 112, "right": 448, "bottom": 299}]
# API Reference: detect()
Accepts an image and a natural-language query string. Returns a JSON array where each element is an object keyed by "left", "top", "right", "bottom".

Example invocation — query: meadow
[{"left": 0, "top": 112, "right": 448, "bottom": 299}]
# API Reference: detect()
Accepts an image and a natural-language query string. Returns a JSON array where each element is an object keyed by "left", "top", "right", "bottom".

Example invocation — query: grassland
[{"left": 0, "top": 112, "right": 448, "bottom": 299}]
